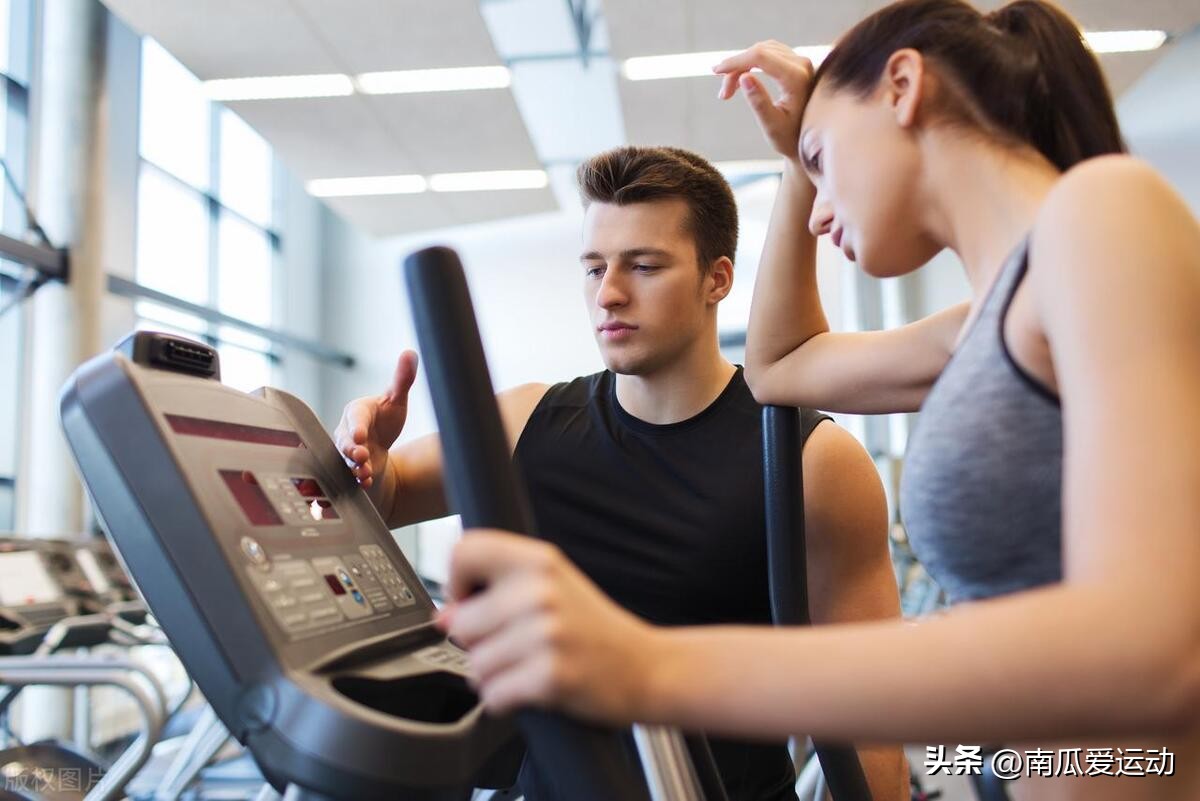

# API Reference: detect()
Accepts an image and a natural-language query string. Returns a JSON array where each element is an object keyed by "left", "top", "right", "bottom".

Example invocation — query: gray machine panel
[{"left": 127, "top": 360, "right": 434, "bottom": 663}]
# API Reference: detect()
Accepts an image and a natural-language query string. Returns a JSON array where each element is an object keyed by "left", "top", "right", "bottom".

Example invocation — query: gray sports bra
[{"left": 900, "top": 239, "right": 1063, "bottom": 603}]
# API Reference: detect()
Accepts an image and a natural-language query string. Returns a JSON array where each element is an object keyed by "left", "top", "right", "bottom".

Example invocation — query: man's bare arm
[
  {"left": 803, "top": 422, "right": 908, "bottom": 801},
  {"left": 379, "top": 382, "right": 550, "bottom": 528}
]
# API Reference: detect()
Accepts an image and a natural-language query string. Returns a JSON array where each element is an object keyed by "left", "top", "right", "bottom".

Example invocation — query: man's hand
[
  {"left": 334, "top": 350, "right": 419, "bottom": 490},
  {"left": 713, "top": 41, "right": 816, "bottom": 161},
  {"left": 438, "top": 529, "right": 662, "bottom": 724}
]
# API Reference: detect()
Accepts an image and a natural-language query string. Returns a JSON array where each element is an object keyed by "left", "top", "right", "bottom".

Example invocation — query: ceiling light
[
  {"left": 429, "top": 169, "right": 549, "bottom": 192},
  {"left": 356, "top": 66, "right": 512, "bottom": 95},
  {"left": 715, "top": 159, "right": 785, "bottom": 177},
  {"left": 622, "top": 46, "right": 832, "bottom": 81},
  {"left": 203, "top": 74, "right": 354, "bottom": 101},
  {"left": 306, "top": 175, "right": 428, "bottom": 198},
  {"left": 621, "top": 29, "right": 1166, "bottom": 82},
  {"left": 1084, "top": 30, "right": 1168, "bottom": 54}
]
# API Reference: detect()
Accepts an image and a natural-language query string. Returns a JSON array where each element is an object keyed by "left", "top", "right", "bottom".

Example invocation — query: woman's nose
[{"left": 809, "top": 200, "right": 834, "bottom": 237}]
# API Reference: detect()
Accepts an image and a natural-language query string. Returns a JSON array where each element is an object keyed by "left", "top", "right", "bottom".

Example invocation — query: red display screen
[
  {"left": 323, "top": 574, "right": 347, "bottom": 596},
  {"left": 291, "top": 478, "right": 325, "bottom": 498},
  {"left": 220, "top": 470, "right": 283, "bottom": 526},
  {"left": 167, "top": 414, "right": 303, "bottom": 448}
]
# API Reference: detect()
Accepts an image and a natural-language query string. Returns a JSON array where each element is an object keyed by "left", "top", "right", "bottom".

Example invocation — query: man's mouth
[{"left": 598, "top": 322, "right": 637, "bottom": 339}]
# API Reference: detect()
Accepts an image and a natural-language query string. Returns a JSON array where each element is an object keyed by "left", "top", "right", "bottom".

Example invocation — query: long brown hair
[{"left": 813, "top": 0, "right": 1126, "bottom": 171}]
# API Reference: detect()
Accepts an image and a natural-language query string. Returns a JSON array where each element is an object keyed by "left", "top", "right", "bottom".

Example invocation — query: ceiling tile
[
  {"left": 324, "top": 188, "right": 557, "bottom": 237},
  {"left": 226, "top": 95, "right": 422, "bottom": 179},
  {"left": 288, "top": 0, "right": 503, "bottom": 72},
  {"left": 364, "top": 90, "right": 544, "bottom": 174},
  {"left": 102, "top": 0, "right": 342, "bottom": 78}
]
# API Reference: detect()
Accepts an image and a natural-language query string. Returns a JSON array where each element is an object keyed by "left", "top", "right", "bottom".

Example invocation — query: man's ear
[
  {"left": 881, "top": 48, "right": 926, "bottom": 129},
  {"left": 706, "top": 257, "right": 734, "bottom": 304}
]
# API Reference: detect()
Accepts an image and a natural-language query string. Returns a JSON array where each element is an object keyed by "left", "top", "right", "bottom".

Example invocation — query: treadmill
[
  {"left": 60, "top": 332, "right": 525, "bottom": 800},
  {"left": 59, "top": 326, "right": 663, "bottom": 799},
  {"left": 0, "top": 539, "right": 94, "bottom": 655},
  {"left": 0, "top": 537, "right": 170, "bottom": 801}
]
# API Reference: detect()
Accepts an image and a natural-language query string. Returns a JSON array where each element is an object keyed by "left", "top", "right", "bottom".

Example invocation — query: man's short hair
[{"left": 576, "top": 146, "right": 738, "bottom": 273}]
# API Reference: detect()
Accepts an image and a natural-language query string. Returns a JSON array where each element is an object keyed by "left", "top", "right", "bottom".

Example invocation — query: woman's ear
[{"left": 882, "top": 48, "right": 926, "bottom": 129}]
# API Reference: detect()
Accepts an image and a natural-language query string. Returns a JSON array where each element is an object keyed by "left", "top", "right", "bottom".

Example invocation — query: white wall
[
  {"left": 1119, "top": 29, "right": 1200, "bottom": 216},
  {"left": 273, "top": 165, "right": 327, "bottom": 405},
  {"left": 320, "top": 205, "right": 602, "bottom": 439},
  {"left": 319, "top": 204, "right": 607, "bottom": 580}
]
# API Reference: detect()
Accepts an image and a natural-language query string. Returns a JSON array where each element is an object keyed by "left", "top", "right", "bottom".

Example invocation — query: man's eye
[
  {"left": 634, "top": 264, "right": 659, "bottom": 273},
  {"left": 584, "top": 266, "right": 604, "bottom": 278}
]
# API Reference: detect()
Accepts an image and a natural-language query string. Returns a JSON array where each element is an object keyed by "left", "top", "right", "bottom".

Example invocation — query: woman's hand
[
  {"left": 438, "top": 529, "right": 664, "bottom": 723},
  {"left": 714, "top": 41, "right": 816, "bottom": 161}
]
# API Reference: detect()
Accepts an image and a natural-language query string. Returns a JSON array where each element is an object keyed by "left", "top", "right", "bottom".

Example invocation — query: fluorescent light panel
[
  {"left": 204, "top": 74, "right": 354, "bottom": 101},
  {"left": 714, "top": 159, "right": 785, "bottom": 177},
  {"left": 429, "top": 169, "right": 548, "bottom": 192},
  {"left": 622, "top": 46, "right": 831, "bottom": 81},
  {"left": 308, "top": 170, "right": 548, "bottom": 197},
  {"left": 357, "top": 65, "right": 511, "bottom": 95},
  {"left": 1084, "top": 30, "right": 1167, "bottom": 54},
  {"left": 622, "top": 30, "right": 1166, "bottom": 81},
  {"left": 204, "top": 66, "right": 511, "bottom": 101},
  {"left": 306, "top": 175, "right": 427, "bottom": 198}
]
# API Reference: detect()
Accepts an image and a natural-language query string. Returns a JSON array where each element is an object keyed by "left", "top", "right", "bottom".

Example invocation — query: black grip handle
[
  {"left": 404, "top": 245, "right": 653, "bottom": 801},
  {"left": 763, "top": 406, "right": 873, "bottom": 801}
]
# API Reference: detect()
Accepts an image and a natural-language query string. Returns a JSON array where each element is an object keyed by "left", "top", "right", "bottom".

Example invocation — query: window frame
[
  {"left": 0, "top": 0, "right": 33, "bottom": 529},
  {"left": 134, "top": 36, "right": 282, "bottom": 384}
]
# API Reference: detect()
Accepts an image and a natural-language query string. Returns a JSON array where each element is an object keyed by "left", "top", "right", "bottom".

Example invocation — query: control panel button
[
  {"left": 309, "top": 604, "right": 342, "bottom": 622},
  {"left": 240, "top": 537, "right": 267, "bottom": 565},
  {"left": 311, "top": 556, "right": 373, "bottom": 620}
]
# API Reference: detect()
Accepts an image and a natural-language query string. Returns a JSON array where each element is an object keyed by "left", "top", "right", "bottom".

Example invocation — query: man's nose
[{"left": 596, "top": 270, "right": 628, "bottom": 308}]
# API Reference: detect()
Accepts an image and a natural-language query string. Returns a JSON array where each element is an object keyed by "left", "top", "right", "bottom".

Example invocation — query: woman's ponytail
[
  {"left": 814, "top": 0, "right": 1127, "bottom": 172},
  {"left": 985, "top": 0, "right": 1126, "bottom": 170}
]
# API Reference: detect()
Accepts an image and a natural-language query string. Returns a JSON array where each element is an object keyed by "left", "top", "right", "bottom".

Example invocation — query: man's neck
[{"left": 613, "top": 338, "right": 737, "bottom": 425}]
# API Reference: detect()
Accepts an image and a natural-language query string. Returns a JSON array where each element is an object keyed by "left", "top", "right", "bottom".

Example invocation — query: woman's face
[{"left": 799, "top": 78, "right": 943, "bottom": 277}]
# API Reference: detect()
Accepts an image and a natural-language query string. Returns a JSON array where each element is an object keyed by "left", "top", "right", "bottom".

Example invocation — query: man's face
[{"left": 580, "top": 199, "right": 720, "bottom": 376}]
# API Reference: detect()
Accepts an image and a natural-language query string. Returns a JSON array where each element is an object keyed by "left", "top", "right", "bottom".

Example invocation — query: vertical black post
[
  {"left": 404, "top": 246, "right": 654, "bottom": 801},
  {"left": 762, "top": 406, "right": 873, "bottom": 801}
]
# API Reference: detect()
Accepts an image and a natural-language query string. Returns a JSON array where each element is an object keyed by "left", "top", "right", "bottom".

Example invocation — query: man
[{"left": 335, "top": 146, "right": 906, "bottom": 801}]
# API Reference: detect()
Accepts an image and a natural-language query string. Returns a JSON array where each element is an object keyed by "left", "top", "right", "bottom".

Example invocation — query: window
[
  {"left": 0, "top": 272, "right": 21, "bottom": 528},
  {"left": 0, "top": 0, "right": 32, "bottom": 529},
  {"left": 136, "top": 38, "right": 278, "bottom": 393}
]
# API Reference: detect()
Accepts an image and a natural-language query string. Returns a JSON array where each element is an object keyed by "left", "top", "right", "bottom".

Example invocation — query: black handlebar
[
  {"left": 404, "top": 245, "right": 654, "bottom": 801},
  {"left": 763, "top": 406, "right": 873, "bottom": 801}
]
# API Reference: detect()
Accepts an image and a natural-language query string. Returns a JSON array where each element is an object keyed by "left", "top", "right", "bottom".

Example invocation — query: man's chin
[{"left": 600, "top": 349, "right": 649, "bottom": 376}]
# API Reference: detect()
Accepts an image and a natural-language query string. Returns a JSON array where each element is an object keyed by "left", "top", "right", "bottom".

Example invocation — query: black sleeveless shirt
[{"left": 514, "top": 367, "right": 829, "bottom": 801}]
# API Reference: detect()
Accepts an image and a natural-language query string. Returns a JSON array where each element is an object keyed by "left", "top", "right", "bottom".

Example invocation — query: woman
[{"left": 438, "top": 1, "right": 1200, "bottom": 798}]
